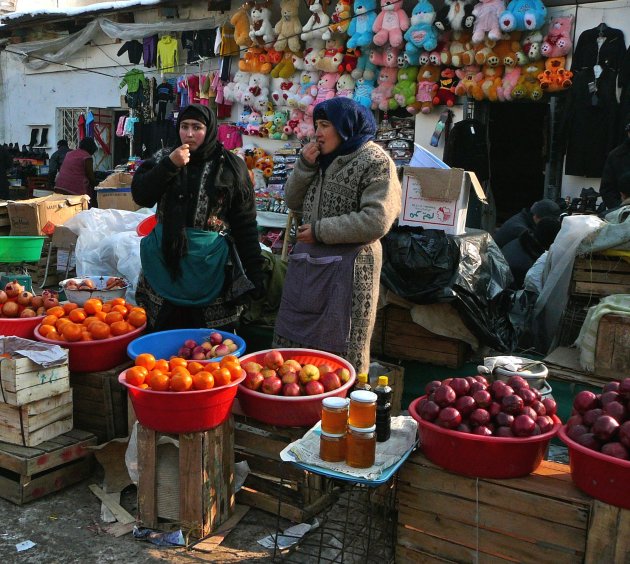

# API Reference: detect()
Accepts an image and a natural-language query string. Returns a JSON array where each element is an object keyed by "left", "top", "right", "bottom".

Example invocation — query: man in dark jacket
[
  {"left": 48, "top": 140, "right": 70, "bottom": 188},
  {"left": 493, "top": 199, "right": 561, "bottom": 249},
  {"left": 600, "top": 115, "right": 630, "bottom": 210},
  {"left": 0, "top": 144, "right": 12, "bottom": 199}
]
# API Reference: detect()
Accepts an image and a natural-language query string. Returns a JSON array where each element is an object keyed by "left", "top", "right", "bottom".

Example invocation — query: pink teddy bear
[
  {"left": 284, "top": 108, "right": 304, "bottom": 137},
  {"left": 295, "top": 113, "right": 315, "bottom": 140},
  {"left": 472, "top": 0, "right": 506, "bottom": 44},
  {"left": 541, "top": 16, "right": 574, "bottom": 58},
  {"left": 372, "top": 0, "right": 410, "bottom": 48},
  {"left": 307, "top": 72, "right": 339, "bottom": 115},
  {"left": 371, "top": 67, "right": 398, "bottom": 111}
]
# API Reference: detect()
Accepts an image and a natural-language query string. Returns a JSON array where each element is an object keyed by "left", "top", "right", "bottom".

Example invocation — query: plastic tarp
[{"left": 380, "top": 227, "right": 516, "bottom": 351}]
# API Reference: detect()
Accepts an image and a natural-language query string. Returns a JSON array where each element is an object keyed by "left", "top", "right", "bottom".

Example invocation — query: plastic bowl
[
  {"left": 136, "top": 214, "right": 157, "bottom": 237},
  {"left": 409, "top": 396, "right": 561, "bottom": 479},
  {"left": 34, "top": 323, "right": 146, "bottom": 372},
  {"left": 59, "top": 275, "right": 128, "bottom": 306},
  {"left": 119, "top": 369, "right": 244, "bottom": 433},
  {"left": 127, "top": 328, "right": 246, "bottom": 364},
  {"left": 558, "top": 425, "right": 630, "bottom": 509},
  {"left": 0, "top": 236, "right": 46, "bottom": 262},
  {"left": 236, "top": 348, "right": 356, "bottom": 427},
  {"left": 0, "top": 316, "right": 45, "bottom": 339}
]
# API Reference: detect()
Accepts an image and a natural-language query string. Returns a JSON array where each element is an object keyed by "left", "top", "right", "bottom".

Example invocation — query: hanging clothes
[
  {"left": 177, "top": 75, "right": 189, "bottom": 109},
  {"left": 77, "top": 113, "right": 86, "bottom": 141},
  {"left": 199, "top": 74, "right": 211, "bottom": 106},
  {"left": 119, "top": 68, "right": 147, "bottom": 93},
  {"left": 85, "top": 111, "right": 95, "bottom": 137},
  {"left": 220, "top": 23, "right": 238, "bottom": 58},
  {"left": 563, "top": 25, "right": 627, "bottom": 177},
  {"left": 157, "top": 35, "right": 179, "bottom": 73},
  {"left": 143, "top": 35, "right": 158, "bottom": 67},
  {"left": 618, "top": 45, "right": 630, "bottom": 142},
  {"left": 186, "top": 74, "right": 201, "bottom": 105},
  {"left": 117, "top": 40, "right": 143, "bottom": 64}
]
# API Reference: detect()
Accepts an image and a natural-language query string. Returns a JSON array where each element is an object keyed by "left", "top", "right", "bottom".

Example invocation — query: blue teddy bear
[
  {"left": 353, "top": 75, "right": 377, "bottom": 108},
  {"left": 404, "top": 0, "right": 439, "bottom": 62},
  {"left": 347, "top": 0, "right": 377, "bottom": 49},
  {"left": 499, "top": 0, "right": 547, "bottom": 32}
]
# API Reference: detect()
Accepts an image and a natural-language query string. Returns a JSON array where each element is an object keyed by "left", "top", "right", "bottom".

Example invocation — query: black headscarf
[
  {"left": 312, "top": 97, "right": 377, "bottom": 172},
  {"left": 163, "top": 104, "right": 220, "bottom": 279}
]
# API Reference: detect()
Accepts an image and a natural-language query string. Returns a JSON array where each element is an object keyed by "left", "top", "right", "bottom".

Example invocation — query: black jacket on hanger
[{"left": 117, "top": 40, "right": 143, "bottom": 64}]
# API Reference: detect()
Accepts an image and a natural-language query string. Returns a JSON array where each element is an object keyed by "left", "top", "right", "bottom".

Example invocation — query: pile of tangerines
[
  {"left": 37, "top": 297, "right": 147, "bottom": 342},
  {"left": 126, "top": 353, "right": 245, "bottom": 392}
]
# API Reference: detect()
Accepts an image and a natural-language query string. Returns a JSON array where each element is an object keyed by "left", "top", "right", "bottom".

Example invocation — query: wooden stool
[{"left": 137, "top": 416, "right": 235, "bottom": 538}]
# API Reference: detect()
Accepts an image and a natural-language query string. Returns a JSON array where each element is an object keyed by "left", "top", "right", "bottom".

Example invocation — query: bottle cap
[
  {"left": 357, "top": 373, "right": 368, "bottom": 383},
  {"left": 378, "top": 376, "right": 389, "bottom": 387},
  {"left": 320, "top": 430, "right": 346, "bottom": 438},
  {"left": 322, "top": 397, "right": 349, "bottom": 409},
  {"left": 348, "top": 424, "right": 376, "bottom": 433},
  {"left": 350, "top": 390, "right": 377, "bottom": 403}
]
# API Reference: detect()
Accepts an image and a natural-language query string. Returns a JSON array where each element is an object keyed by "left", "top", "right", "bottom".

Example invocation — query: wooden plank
[
  {"left": 192, "top": 504, "right": 250, "bottom": 553},
  {"left": 384, "top": 325, "right": 462, "bottom": 354},
  {"left": 383, "top": 341, "right": 461, "bottom": 367},
  {"left": 584, "top": 501, "right": 630, "bottom": 564},
  {"left": 396, "top": 541, "right": 458, "bottom": 564},
  {"left": 0, "top": 376, "right": 70, "bottom": 406},
  {"left": 236, "top": 486, "right": 304, "bottom": 522},
  {"left": 573, "top": 281, "right": 630, "bottom": 296},
  {"left": 573, "top": 258, "right": 630, "bottom": 272},
  {"left": 573, "top": 271, "right": 630, "bottom": 284},
  {"left": 20, "top": 457, "right": 92, "bottom": 504},
  {"left": 0, "top": 390, "right": 72, "bottom": 432},
  {"left": 595, "top": 314, "right": 630, "bottom": 377},
  {"left": 180, "top": 432, "right": 204, "bottom": 533},
  {"left": 137, "top": 425, "right": 157, "bottom": 529},
  {"left": 234, "top": 449, "right": 305, "bottom": 482},
  {"left": 0, "top": 415, "right": 73, "bottom": 447},
  {"left": 0, "top": 364, "right": 68, "bottom": 393},
  {"left": 88, "top": 484, "right": 135, "bottom": 524},
  {"left": 242, "top": 473, "right": 301, "bottom": 505}
]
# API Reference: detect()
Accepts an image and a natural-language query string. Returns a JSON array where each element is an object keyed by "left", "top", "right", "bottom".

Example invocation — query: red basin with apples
[
  {"left": 236, "top": 348, "right": 356, "bottom": 427},
  {"left": 409, "top": 396, "right": 561, "bottom": 479},
  {"left": 558, "top": 425, "right": 630, "bottom": 509}
]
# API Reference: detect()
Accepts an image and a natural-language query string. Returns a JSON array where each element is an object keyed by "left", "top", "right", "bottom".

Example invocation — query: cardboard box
[
  {"left": 8, "top": 194, "right": 89, "bottom": 236},
  {"left": 95, "top": 172, "right": 139, "bottom": 211},
  {"left": 399, "top": 167, "right": 486, "bottom": 235},
  {"left": 97, "top": 172, "right": 133, "bottom": 188}
]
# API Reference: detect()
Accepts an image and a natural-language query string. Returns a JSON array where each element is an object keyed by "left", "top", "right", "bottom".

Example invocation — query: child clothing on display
[
  {"left": 77, "top": 114, "right": 86, "bottom": 141},
  {"left": 85, "top": 111, "right": 95, "bottom": 137},
  {"left": 199, "top": 74, "right": 211, "bottom": 106},
  {"left": 217, "top": 124, "right": 243, "bottom": 150},
  {"left": 186, "top": 74, "right": 201, "bottom": 104},
  {"left": 220, "top": 24, "right": 238, "bottom": 57},
  {"left": 120, "top": 68, "right": 147, "bottom": 93},
  {"left": 124, "top": 116, "right": 140, "bottom": 137},
  {"left": 157, "top": 35, "right": 179, "bottom": 73},
  {"left": 177, "top": 75, "right": 189, "bottom": 108},
  {"left": 143, "top": 35, "right": 158, "bottom": 67}
]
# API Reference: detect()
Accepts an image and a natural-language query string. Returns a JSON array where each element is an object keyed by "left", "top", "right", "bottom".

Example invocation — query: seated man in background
[
  {"left": 604, "top": 171, "right": 630, "bottom": 224},
  {"left": 493, "top": 199, "right": 561, "bottom": 249}
]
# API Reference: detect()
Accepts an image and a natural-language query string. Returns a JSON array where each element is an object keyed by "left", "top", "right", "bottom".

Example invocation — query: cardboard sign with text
[{"left": 399, "top": 167, "right": 486, "bottom": 235}]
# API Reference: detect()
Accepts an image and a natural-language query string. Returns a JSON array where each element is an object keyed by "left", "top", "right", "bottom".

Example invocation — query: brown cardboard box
[
  {"left": 8, "top": 194, "right": 89, "bottom": 236},
  {"left": 95, "top": 172, "right": 140, "bottom": 211}
]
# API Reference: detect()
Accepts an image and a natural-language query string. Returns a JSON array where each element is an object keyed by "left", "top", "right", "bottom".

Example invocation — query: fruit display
[
  {"left": 63, "top": 276, "right": 127, "bottom": 291},
  {"left": 36, "top": 297, "right": 146, "bottom": 342},
  {"left": 565, "top": 378, "right": 630, "bottom": 460},
  {"left": 416, "top": 375, "right": 558, "bottom": 438},
  {"left": 241, "top": 349, "right": 351, "bottom": 397},
  {"left": 125, "top": 353, "right": 245, "bottom": 392},
  {"left": 0, "top": 282, "right": 63, "bottom": 318},
  {"left": 175, "top": 331, "right": 240, "bottom": 361}
]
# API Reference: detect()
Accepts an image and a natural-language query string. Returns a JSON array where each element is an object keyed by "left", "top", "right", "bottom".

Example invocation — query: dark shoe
[
  {"left": 28, "top": 128, "right": 39, "bottom": 149},
  {"left": 37, "top": 128, "right": 48, "bottom": 148}
]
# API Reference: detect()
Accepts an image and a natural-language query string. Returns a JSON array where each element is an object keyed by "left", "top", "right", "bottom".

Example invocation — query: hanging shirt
[
  {"left": 143, "top": 35, "right": 158, "bottom": 67},
  {"left": 77, "top": 114, "right": 86, "bottom": 141},
  {"left": 157, "top": 35, "right": 179, "bottom": 73},
  {"left": 124, "top": 116, "right": 140, "bottom": 137},
  {"left": 177, "top": 75, "right": 189, "bottom": 108},
  {"left": 85, "top": 111, "right": 95, "bottom": 137},
  {"left": 156, "top": 81, "right": 174, "bottom": 102},
  {"left": 117, "top": 40, "right": 143, "bottom": 64},
  {"left": 185, "top": 74, "right": 201, "bottom": 105},
  {"left": 119, "top": 68, "right": 146, "bottom": 93}
]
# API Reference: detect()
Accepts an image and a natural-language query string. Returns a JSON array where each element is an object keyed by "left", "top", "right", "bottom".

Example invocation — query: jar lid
[
  {"left": 357, "top": 373, "right": 368, "bottom": 383},
  {"left": 322, "top": 397, "right": 349, "bottom": 409},
  {"left": 350, "top": 390, "right": 377, "bottom": 403},
  {"left": 348, "top": 424, "right": 376, "bottom": 433},
  {"left": 320, "top": 430, "right": 346, "bottom": 438},
  {"left": 378, "top": 375, "right": 389, "bottom": 386}
]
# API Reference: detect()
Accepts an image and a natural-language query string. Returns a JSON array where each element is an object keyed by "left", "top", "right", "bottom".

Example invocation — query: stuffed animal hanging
[
  {"left": 323, "top": 0, "right": 353, "bottom": 40},
  {"left": 347, "top": 0, "right": 378, "bottom": 48},
  {"left": 404, "top": 0, "right": 439, "bottom": 62},
  {"left": 496, "top": 65, "right": 521, "bottom": 101},
  {"left": 336, "top": 73, "right": 356, "bottom": 97},
  {"left": 454, "top": 64, "right": 483, "bottom": 96},
  {"left": 435, "top": 0, "right": 477, "bottom": 33},
  {"left": 499, "top": 0, "right": 547, "bottom": 33},
  {"left": 391, "top": 66, "right": 419, "bottom": 110},
  {"left": 471, "top": 0, "right": 506, "bottom": 44},
  {"left": 540, "top": 15, "right": 573, "bottom": 58},
  {"left": 316, "top": 36, "right": 346, "bottom": 73},
  {"left": 301, "top": 0, "right": 331, "bottom": 51},
  {"left": 511, "top": 60, "right": 544, "bottom": 101},
  {"left": 414, "top": 63, "right": 440, "bottom": 114},
  {"left": 353, "top": 75, "right": 376, "bottom": 107},
  {"left": 371, "top": 66, "right": 398, "bottom": 111},
  {"left": 274, "top": 0, "right": 303, "bottom": 53},
  {"left": 231, "top": 3, "right": 252, "bottom": 47},
  {"left": 249, "top": 3, "right": 276, "bottom": 47},
  {"left": 351, "top": 49, "right": 378, "bottom": 80},
  {"left": 432, "top": 67, "right": 458, "bottom": 107},
  {"left": 538, "top": 56, "right": 572, "bottom": 92},
  {"left": 373, "top": 0, "right": 410, "bottom": 48},
  {"left": 521, "top": 30, "right": 543, "bottom": 60}
]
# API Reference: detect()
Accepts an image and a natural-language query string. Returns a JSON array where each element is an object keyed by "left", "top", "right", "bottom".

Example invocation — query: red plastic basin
[
  {"left": 119, "top": 369, "right": 244, "bottom": 433},
  {"left": 136, "top": 214, "right": 157, "bottom": 237},
  {"left": 0, "top": 316, "right": 45, "bottom": 339},
  {"left": 409, "top": 396, "right": 561, "bottom": 479},
  {"left": 558, "top": 425, "right": 630, "bottom": 509},
  {"left": 236, "top": 348, "right": 356, "bottom": 427},
  {"left": 34, "top": 323, "right": 146, "bottom": 372}
]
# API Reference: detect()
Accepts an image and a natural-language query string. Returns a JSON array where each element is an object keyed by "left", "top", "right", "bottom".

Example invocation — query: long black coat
[{"left": 564, "top": 26, "right": 627, "bottom": 178}]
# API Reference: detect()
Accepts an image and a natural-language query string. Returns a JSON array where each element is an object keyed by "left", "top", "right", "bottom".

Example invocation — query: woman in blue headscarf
[{"left": 273, "top": 98, "right": 401, "bottom": 375}]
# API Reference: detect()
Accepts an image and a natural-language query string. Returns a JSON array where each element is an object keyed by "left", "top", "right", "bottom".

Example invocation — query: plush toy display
[
  {"left": 403, "top": 0, "right": 439, "bottom": 61},
  {"left": 369, "top": 45, "right": 401, "bottom": 67},
  {"left": 353, "top": 75, "right": 377, "bottom": 106},
  {"left": 434, "top": 0, "right": 476, "bottom": 32},
  {"left": 274, "top": 0, "right": 303, "bottom": 53},
  {"left": 371, "top": 66, "right": 398, "bottom": 110},
  {"left": 270, "top": 112, "right": 289, "bottom": 139},
  {"left": 231, "top": 3, "right": 252, "bottom": 48},
  {"left": 291, "top": 69, "right": 322, "bottom": 110},
  {"left": 239, "top": 47, "right": 265, "bottom": 72},
  {"left": 351, "top": 50, "right": 378, "bottom": 80},
  {"left": 284, "top": 108, "right": 304, "bottom": 136},
  {"left": 303, "top": 46, "right": 324, "bottom": 70},
  {"left": 249, "top": 3, "right": 276, "bottom": 47},
  {"left": 271, "top": 52, "right": 297, "bottom": 78},
  {"left": 522, "top": 30, "right": 543, "bottom": 60},
  {"left": 496, "top": 65, "right": 521, "bottom": 101},
  {"left": 295, "top": 113, "right": 315, "bottom": 140},
  {"left": 242, "top": 73, "right": 271, "bottom": 112},
  {"left": 391, "top": 66, "right": 419, "bottom": 110},
  {"left": 414, "top": 63, "right": 440, "bottom": 113},
  {"left": 316, "top": 36, "right": 346, "bottom": 72},
  {"left": 432, "top": 67, "right": 458, "bottom": 106},
  {"left": 441, "top": 30, "right": 475, "bottom": 67},
  {"left": 224, "top": 71, "right": 251, "bottom": 104},
  {"left": 301, "top": 0, "right": 331, "bottom": 51},
  {"left": 259, "top": 48, "right": 283, "bottom": 74},
  {"left": 246, "top": 111, "right": 263, "bottom": 136},
  {"left": 489, "top": 34, "right": 526, "bottom": 67},
  {"left": 511, "top": 60, "right": 544, "bottom": 101},
  {"left": 373, "top": 0, "right": 410, "bottom": 48},
  {"left": 499, "top": 0, "right": 546, "bottom": 33},
  {"left": 470, "top": 63, "right": 503, "bottom": 101},
  {"left": 308, "top": 72, "right": 339, "bottom": 113},
  {"left": 271, "top": 72, "right": 300, "bottom": 106},
  {"left": 473, "top": 37, "right": 497, "bottom": 65},
  {"left": 338, "top": 48, "right": 360, "bottom": 73},
  {"left": 541, "top": 15, "right": 573, "bottom": 58},
  {"left": 336, "top": 72, "right": 356, "bottom": 97},
  {"left": 454, "top": 64, "right": 483, "bottom": 96},
  {"left": 472, "top": 0, "right": 506, "bottom": 44},
  {"left": 347, "top": 0, "right": 378, "bottom": 48},
  {"left": 538, "top": 56, "right": 572, "bottom": 92},
  {"left": 324, "top": 0, "right": 353, "bottom": 40}
]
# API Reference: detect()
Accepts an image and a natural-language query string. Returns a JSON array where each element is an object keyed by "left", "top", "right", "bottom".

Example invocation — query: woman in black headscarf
[
  {"left": 132, "top": 104, "right": 264, "bottom": 331},
  {"left": 273, "top": 98, "right": 402, "bottom": 375}
]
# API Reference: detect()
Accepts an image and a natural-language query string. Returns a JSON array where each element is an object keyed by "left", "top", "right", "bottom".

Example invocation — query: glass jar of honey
[
  {"left": 321, "top": 397, "right": 349, "bottom": 434},
  {"left": 346, "top": 425, "right": 376, "bottom": 468},
  {"left": 348, "top": 390, "right": 377, "bottom": 428},
  {"left": 319, "top": 431, "right": 346, "bottom": 462}
]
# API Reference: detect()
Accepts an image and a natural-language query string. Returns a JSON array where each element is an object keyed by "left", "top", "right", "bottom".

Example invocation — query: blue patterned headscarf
[{"left": 313, "top": 98, "right": 377, "bottom": 171}]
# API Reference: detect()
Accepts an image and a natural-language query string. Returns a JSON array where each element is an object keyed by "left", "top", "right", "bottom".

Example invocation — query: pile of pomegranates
[
  {"left": 565, "top": 378, "right": 630, "bottom": 460},
  {"left": 417, "top": 375, "right": 558, "bottom": 438},
  {"left": 0, "top": 281, "right": 61, "bottom": 319}
]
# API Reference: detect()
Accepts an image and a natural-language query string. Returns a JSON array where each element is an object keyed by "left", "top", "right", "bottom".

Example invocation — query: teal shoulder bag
[{"left": 140, "top": 223, "right": 229, "bottom": 307}]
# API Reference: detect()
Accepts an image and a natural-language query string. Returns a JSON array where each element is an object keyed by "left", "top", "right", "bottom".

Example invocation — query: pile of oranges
[
  {"left": 126, "top": 353, "right": 245, "bottom": 392},
  {"left": 37, "top": 298, "right": 147, "bottom": 342}
]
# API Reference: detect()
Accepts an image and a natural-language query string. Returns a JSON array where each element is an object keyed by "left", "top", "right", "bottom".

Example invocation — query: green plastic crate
[{"left": 0, "top": 236, "right": 46, "bottom": 262}]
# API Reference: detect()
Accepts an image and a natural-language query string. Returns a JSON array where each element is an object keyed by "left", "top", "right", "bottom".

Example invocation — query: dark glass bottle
[{"left": 374, "top": 376, "right": 392, "bottom": 442}]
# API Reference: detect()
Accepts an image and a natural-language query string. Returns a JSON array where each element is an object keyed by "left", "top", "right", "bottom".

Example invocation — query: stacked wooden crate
[{"left": 571, "top": 254, "right": 630, "bottom": 298}]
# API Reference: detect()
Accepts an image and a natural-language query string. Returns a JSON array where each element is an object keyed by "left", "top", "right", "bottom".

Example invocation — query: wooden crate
[
  {"left": 234, "top": 413, "right": 334, "bottom": 522},
  {"left": 137, "top": 418, "right": 235, "bottom": 539},
  {"left": 70, "top": 361, "right": 131, "bottom": 443},
  {"left": 0, "top": 390, "right": 73, "bottom": 446},
  {"left": 0, "top": 429, "right": 96, "bottom": 504},
  {"left": 0, "top": 353, "right": 69, "bottom": 406},
  {"left": 396, "top": 452, "right": 630, "bottom": 563},
  {"left": 371, "top": 305, "right": 468, "bottom": 368},
  {"left": 595, "top": 314, "right": 630, "bottom": 379},
  {"left": 571, "top": 255, "right": 630, "bottom": 298}
]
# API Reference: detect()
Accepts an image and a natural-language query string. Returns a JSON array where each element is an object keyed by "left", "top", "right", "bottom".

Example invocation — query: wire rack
[{"left": 556, "top": 295, "right": 599, "bottom": 347}]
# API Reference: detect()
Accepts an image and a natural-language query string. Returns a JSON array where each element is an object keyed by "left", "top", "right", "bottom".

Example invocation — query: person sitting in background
[
  {"left": 54, "top": 137, "right": 98, "bottom": 200},
  {"left": 0, "top": 144, "right": 12, "bottom": 200},
  {"left": 604, "top": 171, "right": 630, "bottom": 223},
  {"left": 501, "top": 217, "right": 561, "bottom": 289},
  {"left": 493, "top": 199, "right": 561, "bottom": 249},
  {"left": 48, "top": 140, "right": 71, "bottom": 188},
  {"left": 600, "top": 114, "right": 630, "bottom": 210}
]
